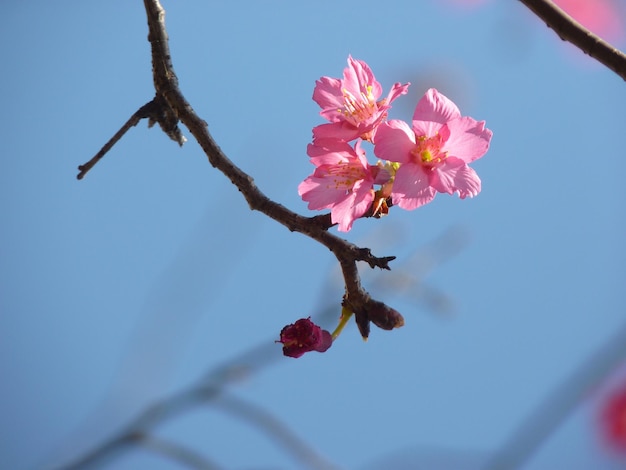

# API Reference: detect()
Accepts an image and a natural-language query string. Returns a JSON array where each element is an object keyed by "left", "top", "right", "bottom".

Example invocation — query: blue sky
[{"left": 2, "top": 1, "right": 626, "bottom": 469}]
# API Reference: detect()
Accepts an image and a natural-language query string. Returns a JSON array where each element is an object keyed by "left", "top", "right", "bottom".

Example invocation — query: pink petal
[
  {"left": 344, "top": 56, "right": 383, "bottom": 101},
  {"left": 307, "top": 141, "right": 353, "bottom": 165},
  {"left": 430, "top": 157, "right": 481, "bottom": 198},
  {"left": 298, "top": 176, "right": 348, "bottom": 209},
  {"left": 442, "top": 117, "right": 492, "bottom": 163},
  {"left": 315, "top": 330, "right": 333, "bottom": 352},
  {"left": 412, "top": 88, "right": 461, "bottom": 137},
  {"left": 352, "top": 140, "right": 370, "bottom": 169},
  {"left": 313, "top": 77, "right": 344, "bottom": 121},
  {"left": 384, "top": 81, "right": 411, "bottom": 105},
  {"left": 390, "top": 163, "right": 436, "bottom": 210},
  {"left": 373, "top": 120, "right": 416, "bottom": 164},
  {"left": 331, "top": 179, "right": 374, "bottom": 232},
  {"left": 372, "top": 166, "right": 391, "bottom": 185},
  {"left": 306, "top": 140, "right": 371, "bottom": 172},
  {"left": 312, "top": 122, "right": 360, "bottom": 143}
]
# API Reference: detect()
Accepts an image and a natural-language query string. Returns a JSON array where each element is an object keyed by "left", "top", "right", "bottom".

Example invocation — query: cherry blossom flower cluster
[
  {"left": 278, "top": 57, "right": 493, "bottom": 358},
  {"left": 299, "top": 55, "right": 493, "bottom": 232}
]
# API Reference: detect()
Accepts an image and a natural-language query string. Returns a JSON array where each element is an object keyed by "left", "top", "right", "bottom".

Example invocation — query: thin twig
[
  {"left": 76, "top": 0, "right": 401, "bottom": 338},
  {"left": 55, "top": 236, "right": 455, "bottom": 469},
  {"left": 56, "top": 307, "right": 340, "bottom": 469},
  {"left": 57, "top": 434, "right": 133, "bottom": 470},
  {"left": 78, "top": 0, "right": 402, "bottom": 334},
  {"left": 59, "top": 373, "right": 338, "bottom": 469},
  {"left": 132, "top": 433, "right": 222, "bottom": 470},
  {"left": 57, "top": 388, "right": 211, "bottom": 470},
  {"left": 216, "top": 392, "right": 341, "bottom": 470},
  {"left": 76, "top": 95, "right": 187, "bottom": 180},
  {"left": 519, "top": 0, "right": 626, "bottom": 81},
  {"left": 77, "top": 100, "right": 156, "bottom": 180}
]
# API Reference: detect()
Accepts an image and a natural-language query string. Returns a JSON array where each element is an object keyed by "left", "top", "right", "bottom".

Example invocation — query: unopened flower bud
[
  {"left": 367, "top": 299, "right": 404, "bottom": 331},
  {"left": 277, "top": 317, "right": 332, "bottom": 358}
]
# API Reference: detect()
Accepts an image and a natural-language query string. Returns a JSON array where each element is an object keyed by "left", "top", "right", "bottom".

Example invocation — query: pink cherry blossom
[
  {"left": 298, "top": 140, "right": 388, "bottom": 232},
  {"left": 277, "top": 317, "right": 332, "bottom": 358},
  {"left": 373, "top": 88, "right": 492, "bottom": 210},
  {"left": 312, "top": 56, "right": 409, "bottom": 143}
]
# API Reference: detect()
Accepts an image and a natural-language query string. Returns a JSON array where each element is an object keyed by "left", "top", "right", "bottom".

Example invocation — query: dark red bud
[{"left": 277, "top": 317, "right": 332, "bottom": 358}]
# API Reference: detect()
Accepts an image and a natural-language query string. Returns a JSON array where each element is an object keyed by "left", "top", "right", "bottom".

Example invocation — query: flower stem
[{"left": 331, "top": 307, "right": 353, "bottom": 340}]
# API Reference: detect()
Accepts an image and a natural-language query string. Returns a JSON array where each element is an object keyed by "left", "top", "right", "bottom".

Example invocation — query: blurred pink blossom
[
  {"left": 441, "top": 0, "right": 624, "bottom": 43},
  {"left": 599, "top": 379, "right": 626, "bottom": 454},
  {"left": 556, "top": 0, "right": 624, "bottom": 43},
  {"left": 312, "top": 55, "right": 409, "bottom": 143},
  {"left": 374, "top": 88, "right": 492, "bottom": 210}
]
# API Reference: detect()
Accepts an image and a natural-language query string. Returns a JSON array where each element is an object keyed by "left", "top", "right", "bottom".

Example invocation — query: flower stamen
[{"left": 412, "top": 134, "right": 446, "bottom": 167}]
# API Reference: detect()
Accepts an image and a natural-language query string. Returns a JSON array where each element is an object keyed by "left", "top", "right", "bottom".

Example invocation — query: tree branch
[
  {"left": 77, "top": 0, "right": 403, "bottom": 338},
  {"left": 519, "top": 0, "right": 626, "bottom": 81},
  {"left": 131, "top": 433, "right": 221, "bottom": 470},
  {"left": 58, "top": 322, "right": 338, "bottom": 470},
  {"left": 54, "top": 240, "right": 451, "bottom": 469},
  {"left": 216, "top": 392, "right": 340, "bottom": 470},
  {"left": 77, "top": 101, "right": 153, "bottom": 180}
]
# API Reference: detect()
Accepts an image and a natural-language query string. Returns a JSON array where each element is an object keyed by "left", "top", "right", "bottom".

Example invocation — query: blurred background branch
[{"left": 56, "top": 224, "right": 463, "bottom": 469}]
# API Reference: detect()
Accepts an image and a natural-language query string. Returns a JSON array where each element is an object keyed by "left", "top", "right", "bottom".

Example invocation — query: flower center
[
  {"left": 412, "top": 134, "right": 446, "bottom": 167},
  {"left": 326, "top": 162, "right": 367, "bottom": 192},
  {"left": 340, "top": 85, "right": 377, "bottom": 125}
]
